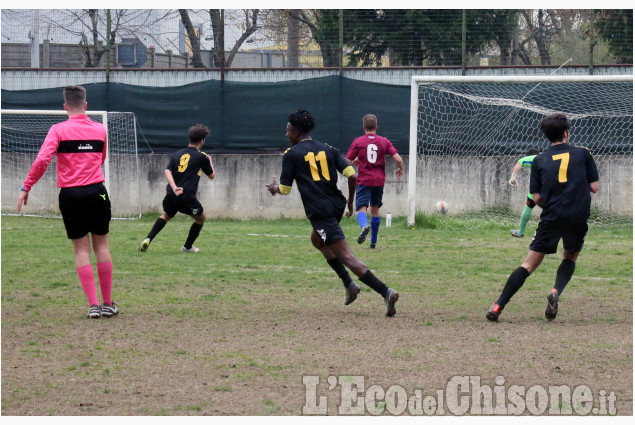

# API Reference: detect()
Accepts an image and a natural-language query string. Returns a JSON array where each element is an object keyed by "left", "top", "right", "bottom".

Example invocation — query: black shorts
[
  {"left": 310, "top": 216, "right": 346, "bottom": 246},
  {"left": 59, "top": 183, "right": 111, "bottom": 239},
  {"left": 529, "top": 219, "right": 588, "bottom": 254},
  {"left": 163, "top": 193, "right": 204, "bottom": 217}
]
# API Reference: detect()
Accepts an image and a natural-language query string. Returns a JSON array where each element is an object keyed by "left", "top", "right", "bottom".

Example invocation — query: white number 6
[{"left": 367, "top": 144, "right": 378, "bottom": 164}]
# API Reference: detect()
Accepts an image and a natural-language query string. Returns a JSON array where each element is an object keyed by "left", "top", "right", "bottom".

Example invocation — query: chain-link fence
[{"left": 2, "top": 9, "right": 632, "bottom": 71}]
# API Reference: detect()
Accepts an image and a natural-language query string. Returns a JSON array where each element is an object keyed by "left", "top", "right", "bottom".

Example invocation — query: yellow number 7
[{"left": 552, "top": 153, "right": 570, "bottom": 183}]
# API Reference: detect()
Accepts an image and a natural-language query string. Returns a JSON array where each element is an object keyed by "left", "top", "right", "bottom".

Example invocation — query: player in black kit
[
  {"left": 487, "top": 113, "right": 599, "bottom": 321},
  {"left": 138, "top": 124, "right": 215, "bottom": 253},
  {"left": 266, "top": 109, "right": 399, "bottom": 316}
]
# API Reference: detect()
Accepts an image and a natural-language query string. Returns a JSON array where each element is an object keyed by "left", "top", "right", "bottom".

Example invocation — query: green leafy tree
[
  {"left": 288, "top": 9, "right": 341, "bottom": 67},
  {"left": 595, "top": 9, "right": 633, "bottom": 64},
  {"left": 344, "top": 10, "right": 518, "bottom": 67}
]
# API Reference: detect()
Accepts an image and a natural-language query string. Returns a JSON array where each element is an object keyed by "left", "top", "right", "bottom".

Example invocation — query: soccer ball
[{"left": 435, "top": 201, "right": 448, "bottom": 214}]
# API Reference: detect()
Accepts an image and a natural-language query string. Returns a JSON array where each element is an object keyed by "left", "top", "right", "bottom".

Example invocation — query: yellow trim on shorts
[
  {"left": 342, "top": 166, "right": 355, "bottom": 178},
  {"left": 279, "top": 184, "right": 292, "bottom": 195}
]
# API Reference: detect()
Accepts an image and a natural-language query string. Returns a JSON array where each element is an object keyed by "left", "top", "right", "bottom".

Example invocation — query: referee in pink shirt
[{"left": 17, "top": 86, "right": 118, "bottom": 319}]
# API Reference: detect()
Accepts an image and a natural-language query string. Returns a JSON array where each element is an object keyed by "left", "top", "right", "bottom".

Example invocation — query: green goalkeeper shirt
[{"left": 518, "top": 155, "right": 537, "bottom": 199}]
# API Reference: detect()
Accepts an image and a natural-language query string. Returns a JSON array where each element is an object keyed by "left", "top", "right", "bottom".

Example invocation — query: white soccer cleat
[
  {"left": 181, "top": 246, "right": 200, "bottom": 253},
  {"left": 138, "top": 238, "right": 151, "bottom": 252},
  {"left": 87, "top": 305, "right": 101, "bottom": 319},
  {"left": 100, "top": 302, "right": 119, "bottom": 317}
]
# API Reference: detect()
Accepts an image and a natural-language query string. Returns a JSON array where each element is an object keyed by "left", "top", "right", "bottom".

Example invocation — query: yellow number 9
[{"left": 178, "top": 154, "right": 190, "bottom": 172}]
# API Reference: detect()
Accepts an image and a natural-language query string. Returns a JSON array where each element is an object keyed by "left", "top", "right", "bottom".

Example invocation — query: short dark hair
[
  {"left": 288, "top": 109, "right": 315, "bottom": 133},
  {"left": 525, "top": 148, "right": 540, "bottom": 156},
  {"left": 363, "top": 114, "right": 377, "bottom": 131},
  {"left": 540, "top": 113, "right": 570, "bottom": 143},
  {"left": 188, "top": 124, "right": 210, "bottom": 144},
  {"left": 63, "top": 86, "right": 86, "bottom": 109}
]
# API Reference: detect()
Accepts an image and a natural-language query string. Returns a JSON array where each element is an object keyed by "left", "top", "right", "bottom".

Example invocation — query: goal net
[
  {"left": 1, "top": 110, "right": 141, "bottom": 220},
  {"left": 408, "top": 75, "right": 633, "bottom": 226}
]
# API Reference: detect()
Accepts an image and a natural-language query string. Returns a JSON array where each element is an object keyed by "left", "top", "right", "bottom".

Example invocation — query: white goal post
[
  {"left": 1, "top": 109, "right": 142, "bottom": 220},
  {"left": 408, "top": 75, "right": 634, "bottom": 226}
]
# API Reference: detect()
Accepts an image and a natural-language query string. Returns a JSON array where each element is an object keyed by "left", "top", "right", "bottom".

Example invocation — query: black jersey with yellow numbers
[
  {"left": 279, "top": 139, "right": 355, "bottom": 219},
  {"left": 165, "top": 146, "right": 214, "bottom": 196},
  {"left": 529, "top": 143, "right": 599, "bottom": 223}
]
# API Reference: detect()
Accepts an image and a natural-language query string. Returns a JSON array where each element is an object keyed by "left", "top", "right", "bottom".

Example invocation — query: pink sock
[
  {"left": 77, "top": 265, "right": 99, "bottom": 306},
  {"left": 97, "top": 262, "right": 113, "bottom": 306}
]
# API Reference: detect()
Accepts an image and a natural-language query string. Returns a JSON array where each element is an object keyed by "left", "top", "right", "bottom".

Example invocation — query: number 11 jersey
[{"left": 279, "top": 139, "right": 355, "bottom": 219}]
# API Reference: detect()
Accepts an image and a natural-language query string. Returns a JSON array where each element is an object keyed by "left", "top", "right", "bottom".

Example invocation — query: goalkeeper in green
[{"left": 508, "top": 148, "right": 540, "bottom": 238}]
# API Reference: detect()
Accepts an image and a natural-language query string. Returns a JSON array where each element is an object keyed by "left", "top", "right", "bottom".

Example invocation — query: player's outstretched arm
[
  {"left": 207, "top": 155, "right": 216, "bottom": 180},
  {"left": 392, "top": 153, "right": 404, "bottom": 179},
  {"left": 589, "top": 181, "right": 599, "bottom": 193},
  {"left": 266, "top": 176, "right": 281, "bottom": 196},
  {"left": 345, "top": 174, "right": 357, "bottom": 218},
  {"left": 508, "top": 163, "right": 522, "bottom": 187},
  {"left": 17, "top": 189, "right": 29, "bottom": 212},
  {"left": 164, "top": 169, "right": 183, "bottom": 196}
]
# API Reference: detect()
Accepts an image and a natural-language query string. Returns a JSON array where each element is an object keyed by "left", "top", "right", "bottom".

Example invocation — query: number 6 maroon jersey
[{"left": 346, "top": 134, "right": 398, "bottom": 187}]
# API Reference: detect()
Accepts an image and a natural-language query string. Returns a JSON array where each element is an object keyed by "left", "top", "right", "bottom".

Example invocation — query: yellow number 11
[
  {"left": 552, "top": 153, "right": 570, "bottom": 183},
  {"left": 304, "top": 151, "right": 331, "bottom": 181}
]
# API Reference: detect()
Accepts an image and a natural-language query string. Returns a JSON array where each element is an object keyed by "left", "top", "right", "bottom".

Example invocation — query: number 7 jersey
[
  {"left": 279, "top": 139, "right": 355, "bottom": 219},
  {"left": 529, "top": 143, "right": 599, "bottom": 222}
]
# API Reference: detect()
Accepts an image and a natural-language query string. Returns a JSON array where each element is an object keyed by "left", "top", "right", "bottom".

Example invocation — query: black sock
[
  {"left": 327, "top": 257, "right": 353, "bottom": 288},
  {"left": 147, "top": 218, "right": 167, "bottom": 240},
  {"left": 184, "top": 222, "right": 204, "bottom": 249},
  {"left": 553, "top": 259, "right": 576, "bottom": 295},
  {"left": 359, "top": 270, "right": 389, "bottom": 298},
  {"left": 496, "top": 267, "right": 531, "bottom": 308}
]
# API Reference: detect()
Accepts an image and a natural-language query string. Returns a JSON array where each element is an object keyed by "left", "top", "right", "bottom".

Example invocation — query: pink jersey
[
  {"left": 346, "top": 134, "right": 398, "bottom": 186},
  {"left": 23, "top": 114, "right": 107, "bottom": 191}
]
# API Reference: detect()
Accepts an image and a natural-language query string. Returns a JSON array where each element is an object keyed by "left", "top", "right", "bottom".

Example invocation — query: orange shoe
[{"left": 486, "top": 303, "right": 503, "bottom": 322}]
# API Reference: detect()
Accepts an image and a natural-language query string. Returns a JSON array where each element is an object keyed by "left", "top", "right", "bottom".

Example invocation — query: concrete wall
[
  {"left": 2, "top": 66, "right": 632, "bottom": 91},
  {"left": 3, "top": 154, "right": 631, "bottom": 219}
]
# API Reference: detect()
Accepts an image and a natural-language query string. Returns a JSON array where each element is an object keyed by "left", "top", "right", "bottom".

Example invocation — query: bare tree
[
  {"left": 216, "top": 9, "right": 260, "bottom": 68},
  {"left": 34, "top": 9, "right": 173, "bottom": 67},
  {"left": 518, "top": 9, "right": 569, "bottom": 65},
  {"left": 178, "top": 9, "right": 261, "bottom": 68},
  {"left": 179, "top": 9, "right": 204, "bottom": 67},
  {"left": 286, "top": 10, "right": 300, "bottom": 67},
  {"left": 208, "top": 9, "right": 224, "bottom": 67}
]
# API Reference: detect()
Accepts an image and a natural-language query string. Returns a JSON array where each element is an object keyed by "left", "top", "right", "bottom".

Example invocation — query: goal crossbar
[{"left": 1, "top": 109, "right": 141, "bottom": 220}]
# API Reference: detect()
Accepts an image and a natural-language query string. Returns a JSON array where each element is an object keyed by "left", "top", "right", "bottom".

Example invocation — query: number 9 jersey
[
  {"left": 166, "top": 146, "right": 214, "bottom": 196},
  {"left": 279, "top": 139, "right": 355, "bottom": 219}
]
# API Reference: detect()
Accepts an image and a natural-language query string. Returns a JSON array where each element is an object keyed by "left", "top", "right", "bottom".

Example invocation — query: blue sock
[
  {"left": 370, "top": 216, "right": 381, "bottom": 243},
  {"left": 356, "top": 211, "right": 368, "bottom": 229}
]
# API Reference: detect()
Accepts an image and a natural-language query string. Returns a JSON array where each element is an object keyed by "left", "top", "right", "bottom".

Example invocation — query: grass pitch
[{"left": 1, "top": 214, "right": 632, "bottom": 415}]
